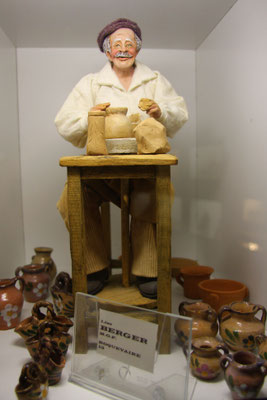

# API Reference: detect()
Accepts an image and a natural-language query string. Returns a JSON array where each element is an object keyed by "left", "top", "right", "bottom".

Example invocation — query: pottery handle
[
  {"left": 178, "top": 301, "right": 190, "bottom": 315},
  {"left": 220, "top": 354, "right": 233, "bottom": 371},
  {"left": 15, "top": 276, "right": 25, "bottom": 292},
  {"left": 206, "top": 308, "right": 217, "bottom": 323},
  {"left": 216, "top": 343, "right": 229, "bottom": 356},
  {"left": 176, "top": 273, "right": 184, "bottom": 288},
  {"left": 257, "top": 305, "right": 267, "bottom": 325},
  {"left": 15, "top": 266, "right": 23, "bottom": 277},
  {"left": 182, "top": 342, "right": 191, "bottom": 359},
  {"left": 32, "top": 300, "right": 55, "bottom": 320},
  {"left": 218, "top": 305, "right": 232, "bottom": 324}
]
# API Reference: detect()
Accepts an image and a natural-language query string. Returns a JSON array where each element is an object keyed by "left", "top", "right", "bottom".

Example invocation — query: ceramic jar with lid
[
  {"left": 174, "top": 301, "right": 218, "bottom": 344},
  {"left": 184, "top": 336, "right": 229, "bottom": 380},
  {"left": 31, "top": 247, "right": 57, "bottom": 282},
  {"left": 105, "top": 107, "right": 133, "bottom": 138},
  {"left": 218, "top": 301, "right": 266, "bottom": 351},
  {"left": 0, "top": 276, "right": 24, "bottom": 329},
  {"left": 16, "top": 264, "right": 50, "bottom": 302},
  {"left": 220, "top": 350, "right": 267, "bottom": 400}
]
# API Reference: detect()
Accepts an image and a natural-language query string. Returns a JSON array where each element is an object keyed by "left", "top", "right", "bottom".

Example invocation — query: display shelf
[{"left": 1, "top": 279, "right": 267, "bottom": 399}]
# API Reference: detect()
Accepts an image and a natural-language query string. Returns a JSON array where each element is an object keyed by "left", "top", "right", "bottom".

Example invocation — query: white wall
[
  {"left": 0, "top": 27, "right": 25, "bottom": 277},
  {"left": 16, "top": 48, "right": 196, "bottom": 274},
  {"left": 196, "top": 0, "right": 267, "bottom": 304}
]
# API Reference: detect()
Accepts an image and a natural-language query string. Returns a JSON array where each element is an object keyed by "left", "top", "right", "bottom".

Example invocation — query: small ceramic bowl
[{"left": 198, "top": 279, "right": 248, "bottom": 312}]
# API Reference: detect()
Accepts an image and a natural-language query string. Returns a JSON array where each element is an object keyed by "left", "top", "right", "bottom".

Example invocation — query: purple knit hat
[{"left": 97, "top": 18, "right": 142, "bottom": 52}]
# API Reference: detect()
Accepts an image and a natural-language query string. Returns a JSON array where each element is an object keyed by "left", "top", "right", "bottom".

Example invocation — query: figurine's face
[{"left": 106, "top": 28, "right": 138, "bottom": 70}]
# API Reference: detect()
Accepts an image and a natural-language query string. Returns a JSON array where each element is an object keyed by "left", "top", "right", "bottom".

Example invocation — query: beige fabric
[{"left": 54, "top": 61, "right": 188, "bottom": 148}]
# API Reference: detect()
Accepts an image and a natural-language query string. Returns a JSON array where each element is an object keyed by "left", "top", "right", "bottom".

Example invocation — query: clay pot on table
[
  {"left": 184, "top": 336, "right": 229, "bottom": 380},
  {"left": 15, "top": 361, "right": 48, "bottom": 400},
  {"left": 15, "top": 264, "right": 50, "bottom": 302},
  {"left": 31, "top": 247, "right": 57, "bottom": 282},
  {"left": 219, "top": 301, "right": 266, "bottom": 351},
  {"left": 174, "top": 301, "right": 218, "bottom": 345},
  {"left": 176, "top": 265, "right": 214, "bottom": 299},
  {"left": 0, "top": 276, "right": 24, "bottom": 330},
  {"left": 198, "top": 279, "right": 248, "bottom": 312},
  {"left": 220, "top": 350, "right": 267, "bottom": 400},
  {"left": 50, "top": 272, "right": 74, "bottom": 318}
]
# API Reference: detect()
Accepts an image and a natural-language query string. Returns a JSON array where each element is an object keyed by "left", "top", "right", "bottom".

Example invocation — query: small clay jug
[
  {"left": 220, "top": 351, "right": 267, "bottom": 400},
  {"left": 176, "top": 265, "right": 214, "bottom": 299},
  {"left": 26, "top": 320, "right": 71, "bottom": 361},
  {"left": 184, "top": 336, "right": 229, "bottom": 380},
  {"left": 15, "top": 361, "right": 48, "bottom": 400},
  {"left": 16, "top": 264, "right": 50, "bottom": 302},
  {"left": 218, "top": 301, "right": 266, "bottom": 351},
  {"left": 174, "top": 301, "right": 218, "bottom": 345},
  {"left": 256, "top": 334, "right": 267, "bottom": 361},
  {"left": 31, "top": 247, "right": 57, "bottom": 282},
  {"left": 105, "top": 107, "right": 133, "bottom": 138},
  {"left": 37, "top": 335, "right": 66, "bottom": 385},
  {"left": 15, "top": 300, "right": 55, "bottom": 340},
  {"left": 50, "top": 272, "right": 74, "bottom": 318},
  {"left": 0, "top": 277, "right": 24, "bottom": 330}
]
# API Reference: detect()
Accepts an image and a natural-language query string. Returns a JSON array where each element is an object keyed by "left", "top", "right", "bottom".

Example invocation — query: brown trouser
[{"left": 57, "top": 179, "right": 158, "bottom": 277}]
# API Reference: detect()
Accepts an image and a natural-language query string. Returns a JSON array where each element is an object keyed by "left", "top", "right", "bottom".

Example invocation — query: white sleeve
[
  {"left": 54, "top": 74, "right": 96, "bottom": 148},
  {"left": 153, "top": 73, "right": 189, "bottom": 138}
]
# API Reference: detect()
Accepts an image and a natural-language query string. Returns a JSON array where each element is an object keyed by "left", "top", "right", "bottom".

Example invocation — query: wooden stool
[{"left": 59, "top": 154, "right": 177, "bottom": 317}]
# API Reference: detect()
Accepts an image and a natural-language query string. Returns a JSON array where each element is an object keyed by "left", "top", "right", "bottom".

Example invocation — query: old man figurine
[{"left": 55, "top": 18, "right": 188, "bottom": 299}]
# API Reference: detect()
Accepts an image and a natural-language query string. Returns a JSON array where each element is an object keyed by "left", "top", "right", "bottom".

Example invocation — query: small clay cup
[
  {"left": 198, "top": 279, "right": 248, "bottom": 312},
  {"left": 176, "top": 265, "right": 214, "bottom": 299},
  {"left": 171, "top": 257, "right": 199, "bottom": 278}
]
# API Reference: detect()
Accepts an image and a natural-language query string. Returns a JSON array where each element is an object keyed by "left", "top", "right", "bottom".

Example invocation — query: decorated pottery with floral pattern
[
  {"left": 0, "top": 277, "right": 24, "bottom": 330},
  {"left": 16, "top": 264, "right": 50, "bottom": 302},
  {"left": 218, "top": 301, "right": 266, "bottom": 351},
  {"left": 15, "top": 361, "right": 48, "bottom": 400},
  {"left": 184, "top": 336, "right": 229, "bottom": 380},
  {"left": 50, "top": 272, "right": 74, "bottom": 317},
  {"left": 220, "top": 350, "right": 267, "bottom": 399},
  {"left": 175, "top": 301, "right": 218, "bottom": 345}
]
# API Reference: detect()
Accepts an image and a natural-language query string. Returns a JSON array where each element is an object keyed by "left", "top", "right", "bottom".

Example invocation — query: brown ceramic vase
[
  {"left": 220, "top": 350, "right": 267, "bottom": 400},
  {"left": 0, "top": 277, "right": 24, "bottom": 330},
  {"left": 16, "top": 264, "right": 50, "bottom": 302},
  {"left": 184, "top": 336, "right": 229, "bottom": 380},
  {"left": 31, "top": 247, "right": 57, "bottom": 282},
  {"left": 174, "top": 301, "right": 218, "bottom": 345},
  {"left": 218, "top": 301, "right": 266, "bottom": 351}
]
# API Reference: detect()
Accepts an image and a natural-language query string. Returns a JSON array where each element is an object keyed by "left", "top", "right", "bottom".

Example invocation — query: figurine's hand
[
  {"left": 147, "top": 102, "right": 162, "bottom": 119},
  {"left": 90, "top": 103, "right": 110, "bottom": 112}
]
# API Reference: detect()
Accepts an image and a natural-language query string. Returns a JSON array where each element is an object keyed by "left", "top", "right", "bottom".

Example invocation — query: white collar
[{"left": 96, "top": 61, "right": 157, "bottom": 91}]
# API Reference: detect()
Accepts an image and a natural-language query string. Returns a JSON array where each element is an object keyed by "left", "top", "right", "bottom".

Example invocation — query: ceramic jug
[
  {"left": 15, "top": 361, "right": 48, "bottom": 400},
  {"left": 218, "top": 301, "right": 266, "bottom": 351},
  {"left": 174, "top": 301, "right": 218, "bottom": 344},
  {"left": 184, "top": 336, "right": 229, "bottom": 380},
  {"left": 220, "top": 350, "right": 267, "bottom": 399},
  {"left": 105, "top": 107, "right": 133, "bottom": 138},
  {"left": 31, "top": 247, "right": 57, "bottom": 282},
  {"left": 16, "top": 264, "right": 50, "bottom": 302},
  {"left": 50, "top": 272, "right": 74, "bottom": 317},
  {"left": 0, "top": 277, "right": 24, "bottom": 330}
]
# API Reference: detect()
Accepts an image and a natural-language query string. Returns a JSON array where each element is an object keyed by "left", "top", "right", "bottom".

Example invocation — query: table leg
[{"left": 121, "top": 179, "right": 131, "bottom": 287}]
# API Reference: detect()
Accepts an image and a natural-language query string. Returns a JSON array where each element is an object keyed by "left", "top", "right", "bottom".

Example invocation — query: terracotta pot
[
  {"left": 16, "top": 264, "right": 50, "bottom": 302},
  {"left": 198, "top": 279, "right": 248, "bottom": 312},
  {"left": 174, "top": 301, "right": 218, "bottom": 345},
  {"left": 50, "top": 272, "right": 74, "bottom": 318},
  {"left": 171, "top": 257, "right": 199, "bottom": 278},
  {"left": 184, "top": 336, "right": 229, "bottom": 380},
  {"left": 220, "top": 351, "right": 267, "bottom": 399},
  {"left": 31, "top": 247, "right": 57, "bottom": 282},
  {"left": 219, "top": 301, "right": 266, "bottom": 351},
  {"left": 15, "top": 361, "right": 48, "bottom": 400},
  {"left": 176, "top": 265, "right": 214, "bottom": 299},
  {"left": 0, "top": 277, "right": 24, "bottom": 330}
]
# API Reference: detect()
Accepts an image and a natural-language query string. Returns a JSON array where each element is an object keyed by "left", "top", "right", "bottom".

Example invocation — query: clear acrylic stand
[{"left": 69, "top": 293, "right": 195, "bottom": 400}]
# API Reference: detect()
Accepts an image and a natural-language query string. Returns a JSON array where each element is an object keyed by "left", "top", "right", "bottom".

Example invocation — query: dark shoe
[
  {"left": 87, "top": 268, "right": 109, "bottom": 295},
  {"left": 137, "top": 277, "right": 157, "bottom": 299}
]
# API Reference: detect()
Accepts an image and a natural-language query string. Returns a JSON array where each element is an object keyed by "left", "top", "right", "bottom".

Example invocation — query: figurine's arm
[
  {"left": 152, "top": 73, "right": 189, "bottom": 137},
  {"left": 54, "top": 75, "right": 96, "bottom": 148}
]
